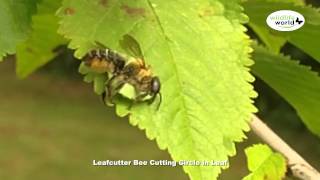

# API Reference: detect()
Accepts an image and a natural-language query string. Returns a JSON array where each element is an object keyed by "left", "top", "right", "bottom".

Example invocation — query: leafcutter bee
[
  {"left": 102, "top": 35, "right": 162, "bottom": 109},
  {"left": 104, "top": 57, "right": 162, "bottom": 109}
]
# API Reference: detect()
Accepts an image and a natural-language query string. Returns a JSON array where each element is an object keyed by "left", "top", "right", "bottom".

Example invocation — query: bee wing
[
  {"left": 120, "top": 35, "right": 144, "bottom": 60},
  {"left": 94, "top": 41, "right": 108, "bottom": 49}
]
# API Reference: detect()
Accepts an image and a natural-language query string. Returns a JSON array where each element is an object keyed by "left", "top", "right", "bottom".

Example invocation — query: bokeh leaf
[
  {"left": 58, "top": 0, "right": 257, "bottom": 179},
  {"left": 252, "top": 45, "right": 320, "bottom": 136},
  {"left": 16, "top": 0, "right": 67, "bottom": 78},
  {"left": 0, "top": 0, "right": 38, "bottom": 60},
  {"left": 244, "top": 0, "right": 320, "bottom": 61},
  {"left": 243, "top": 144, "right": 286, "bottom": 180}
]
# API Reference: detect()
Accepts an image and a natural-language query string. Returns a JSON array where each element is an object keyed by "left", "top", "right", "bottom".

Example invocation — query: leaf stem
[{"left": 250, "top": 115, "right": 320, "bottom": 180}]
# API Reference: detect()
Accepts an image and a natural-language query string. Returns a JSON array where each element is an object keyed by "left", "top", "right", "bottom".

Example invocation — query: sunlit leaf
[
  {"left": 243, "top": 144, "right": 287, "bottom": 180},
  {"left": 58, "top": 0, "right": 257, "bottom": 179}
]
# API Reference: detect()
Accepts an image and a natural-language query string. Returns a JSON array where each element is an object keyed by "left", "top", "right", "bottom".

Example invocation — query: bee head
[
  {"left": 150, "top": 76, "right": 162, "bottom": 110},
  {"left": 151, "top": 76, "right": 161, "bottom": 94}
]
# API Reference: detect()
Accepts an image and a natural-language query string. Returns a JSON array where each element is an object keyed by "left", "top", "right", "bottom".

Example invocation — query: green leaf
[
  {"left": 247, "top": 22, "right": 286, "bottom": 53},
  {"left": 78, "top": 61, "right": 90, "bottom": 74},
  {"left": 243, "top": 144, "right": 287, "bottom": 180},
  {"left": 79, "top": 61, "right": 109, "bottom": 94},
  {"left": 58, "top": 0, "right": 257, "bottom": 179},
  {"left": 0, "top": 0, "right": 38, "bottom": 60},
  {"left": 16, "top": 0, "right": 67, "bottom": 78},
  {"left": 243, "top": 0, "right": 320, "bottom": 61},
  {"left": 93, "top": 74, "right": 108, "bottom": 95},
  {"left": 263, "top": 0, "right": 305, "bottom": 6},
  {"left": 83, "top": 73, "right": 94, "bottom": 83},
  {"left": 252, "top": 45, "right": 320, "bottom": 136}
]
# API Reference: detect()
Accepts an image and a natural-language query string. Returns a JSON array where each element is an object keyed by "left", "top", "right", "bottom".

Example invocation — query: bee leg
[
  {"left": 148, "top": 93, "right": 162, "bottom": 110},
  {"left": 100, "top": 73, "right": 110, "bottom": 106},
  {"left": 148, "top": 92, "right": 162, "bottom": 110},
  {"left": 105, "top": 75, "right": 125, "bottom": 105},
  {"left": 101, "top": 91, "right": 107, "bottom": 105},
  {"left": 128, "top": 93, "right": 148, "bottom": 110}
]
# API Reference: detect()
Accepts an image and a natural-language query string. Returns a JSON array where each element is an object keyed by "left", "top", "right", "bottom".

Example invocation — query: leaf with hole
[{"left": 58, "top": 0, "right": 257, "bottom": 179}]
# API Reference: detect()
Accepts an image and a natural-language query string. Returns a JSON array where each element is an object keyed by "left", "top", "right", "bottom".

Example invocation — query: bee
[
  {"left": 84, "top": 48, "right": 126, "bottom": 75},
  {"left": 84, "top": 37, "right": 162, "bottom": 110},
  {"left": 104, "top": 57, "right": 162, "bottom": 109}
]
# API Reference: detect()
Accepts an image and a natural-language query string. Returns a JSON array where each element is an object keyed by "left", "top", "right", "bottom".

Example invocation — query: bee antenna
[{"left": 156, "top": 92, "right": 162, "bottom": 110}]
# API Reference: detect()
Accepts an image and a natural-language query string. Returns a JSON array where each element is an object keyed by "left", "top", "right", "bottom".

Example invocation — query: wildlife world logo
[{"left": 266, "top": 10, "right": 305, "bottom": 31}]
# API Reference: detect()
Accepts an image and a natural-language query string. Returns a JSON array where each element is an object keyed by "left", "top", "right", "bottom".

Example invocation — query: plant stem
[{"left": 250, "top": 115, "right": 320, "bottom": 180}]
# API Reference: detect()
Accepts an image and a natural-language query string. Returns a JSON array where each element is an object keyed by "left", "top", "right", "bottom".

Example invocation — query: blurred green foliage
[{"left": 0, "top": 0, "right": 38, "bottom": 59}]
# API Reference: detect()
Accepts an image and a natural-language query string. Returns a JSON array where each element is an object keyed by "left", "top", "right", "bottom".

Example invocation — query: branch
[{"left": 250, "top": 115, "right": 320, "bottom": 180}]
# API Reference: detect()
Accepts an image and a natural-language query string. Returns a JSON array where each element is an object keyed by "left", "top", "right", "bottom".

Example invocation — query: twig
[{"left": 250, "top": 115, "right": 320, "bottom": 180}]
